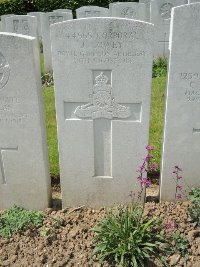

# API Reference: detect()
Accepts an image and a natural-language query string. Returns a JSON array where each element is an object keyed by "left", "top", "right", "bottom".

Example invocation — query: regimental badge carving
[
  {"left": 160, "top": 3, "right": 173, "bottom": 20},
  {"left": 121, "top": 7, "right": 136, "bottom": 18},
  {"left": 74, "top": 72, "right": 131, "bottom": 120},
  {"left": 0, "top": 52, "right": 10, "bottom": 90}
]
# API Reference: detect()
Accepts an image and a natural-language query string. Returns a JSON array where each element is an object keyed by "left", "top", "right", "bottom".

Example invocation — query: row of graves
[
  {"left": 0, "top": 2, "right": 200, "bottom": 210},
  {"left": 0, "top": 0, "right": 196, "bottom": 72}
]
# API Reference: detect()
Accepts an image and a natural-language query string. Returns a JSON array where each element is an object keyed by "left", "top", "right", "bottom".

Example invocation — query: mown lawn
[{"left": 43, "top": 76, "right": 167, "bottom": 175}]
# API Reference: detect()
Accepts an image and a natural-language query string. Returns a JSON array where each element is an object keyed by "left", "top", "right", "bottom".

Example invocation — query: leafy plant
[
  {"left": 92, "top": 204, "right": 169, "bottom": 267},
  {"left": 188, "top": 187, "right": 200, "bottom": 227},
  {"left": 0, "top": 205, "right": 44, "bottom": 238},
  {"left": 42, "top": 72, "right": 54, "bottom": 87},
  {"left": 152, "top": 57, "right": 168, "bottom": 78},
  {"left": 171, "top": 231, "right": 190, "bottom": 260}
]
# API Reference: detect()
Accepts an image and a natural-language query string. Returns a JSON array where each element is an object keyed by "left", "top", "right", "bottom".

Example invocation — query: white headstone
[
  {"left": 51, "top": 18, "right": 154, "bottom": 207},
  {"left": 5, "top": 15, "right": 38, "bottom": 38},
  {"left": 0, "top": 33, "right": 50, "bottom": 209},
  {"left": 28, "top": 12, "right": 43, "bottom": 41},
  {"left": 54, "top": 9, "right": 72, "bottom": 15},
  {"left": 76, "top": 6, "right": 110, "bottom": 18},
  {"left": 111, "top": 2, "right": 146, "bottom": 20},
  {"left": 150, "top": 0, "right": 187, "bottom": 58},
  {"left": 160, "top": 3, "right": 200, "bottom": 201},
  {"left": 109, "top": 2, "right": 119, "bottom": 12},
  {"left": 41, "top": 12, "right": 73, "bottom": 73},
  {"left": 1, "top": 14, "right": 14, "bottom": 31},
  {"left": 139, "top": 0, "right": 151, "bottom": 21}
]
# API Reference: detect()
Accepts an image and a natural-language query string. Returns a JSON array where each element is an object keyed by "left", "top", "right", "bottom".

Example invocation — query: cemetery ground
[{"left": 0, "top": 60, "right": 199, "bottom": 267}]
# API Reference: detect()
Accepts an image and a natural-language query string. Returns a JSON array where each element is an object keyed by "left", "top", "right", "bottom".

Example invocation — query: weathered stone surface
[
  {"left": 51, "top": 18, "right": 154, "bottom": 207},
  {"left": 5, "top": 15, "right": 38, "bottom": 38},
  {"left": 0, "top": 33, "right": 50, "bottom": 209},
  {"left": 76, "top": 6, "right": 110, "bottom": 18},
  {"left": 41, "top": 11, "right": 73, "bottom": 72},
  {"left": 28, "top": 12, "right": 43, "bottom": 41},
  {"left": 139, "top": 0, "right": 151, "bottom": 21},
  {"left": 150, "top": 0, "right": 187, "bottom": 58},
  {"left": 111, "top": 2, "right": 146, "bottom": 21},
  {"left": 189, "top": 0, "right": 200, "bottom": 3},
  {"left": 160, "top": 3, "right": 200, "bottom": 201},
  {"left": 1, "top": 14, "right": 14, "bottom": 32}
]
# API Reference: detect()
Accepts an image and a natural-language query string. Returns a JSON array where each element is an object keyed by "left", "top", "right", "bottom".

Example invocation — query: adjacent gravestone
[
  {"left": 1, "top": 14, "right": 14, "bottom": 31},
  {"left": 150, "top": 0, "right": 187, "bottom": 58},
  {"left": 109, "top": 2, "right": 119, "bottom": 12},
  {"left": 54, "top": 9, "right": 73, "bottom": 15},
  {"left": 5, "top": 15, "right": 38, "bottom": 38},
  {"left": 41, "top": 12, "right": 73, "bottom": 72},
  {"left": 0, "top": 33, "right": 50, "bottom": 209},
  {"left": 139, "top": 0, "right": 151, "bottom": 22},
  {"left": 189, "top": 0, "right": 200, "bottom": 3},
  {"left": 51, "top": 18, "right": 154, "bottom": 207},
  {"left": 160, "top": 3, "right": 200, "bottom": 201},
  {"left": 76, "top": 6, "right": 110, "bottom": 18},
  {"left": 28, "top": 12, "right": 43, "bottom": 41},
  {"left": 111, "top": 2, "right": 146, "bottom": 20}
]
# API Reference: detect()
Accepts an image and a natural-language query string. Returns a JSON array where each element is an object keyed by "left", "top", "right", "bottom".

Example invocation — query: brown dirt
[{"left": 0, "top": 178, "right": 199, "bottom": 267}]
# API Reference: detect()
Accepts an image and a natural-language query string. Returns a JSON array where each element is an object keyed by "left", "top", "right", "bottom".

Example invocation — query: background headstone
[
  {"left": 0, "top": 33, "right": 50, "bottom": 209},
  {"left": 5, "top": 15, "right": 38, "bottom": 38},
  {"left": 111, "top": 2, "right": 146, "bottom": 20},
  {"left": 76, "top": 6, "right": 110, "bottom": 18},
  {"left": 41, "top": 12, "right": 73, "bottom": 72},
  {"left": 1, "top": 14, "right": 14, "bottom": 32},
  {"left": 51, "top": 18, "right": 154, "bottom": 207},
  {"left": 189, "top": 0, "right": 200, "bottom": 3},
  {"left": 53, "top": 9, "right": 73, "bottom": 15},
  {"left": 160, "top": 3, "right": 200, "bottom": 201},
  {"left": 139, "top": 0, "right": 151, "bottom": 21},
  {"left": 150, "top": 0, "right": 187, "bottom": 58},
  {"left": 28, "top": 12, "right": 43, "bottom": 41}
]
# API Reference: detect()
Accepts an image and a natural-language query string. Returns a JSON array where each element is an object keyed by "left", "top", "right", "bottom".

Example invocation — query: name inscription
[{"left": 180, "top": 72, "right": 200, "bottom": 102}]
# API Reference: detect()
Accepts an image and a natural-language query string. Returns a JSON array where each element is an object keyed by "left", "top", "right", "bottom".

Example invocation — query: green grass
[
  {"left": 149, "top": 76, "right": 167, "bottom": 169},
  {"left": 40, "top": 53, "right": 45, "bottom": 76},
  {"left": 0, "top": 205, "right": 44, "bottom": 238},
  {"left": 42, "top": 77, "right": 166, "bottom": 175},
  {"left": 43, "top": 87, "right": 59, "bottom": 175}
]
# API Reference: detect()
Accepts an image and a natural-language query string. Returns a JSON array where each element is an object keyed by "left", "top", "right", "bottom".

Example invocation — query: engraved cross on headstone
[
  {"left": 0, "top": 147, "right": 18, "bottom": 184},
  {"left": 64, "top": 72, "right": 142, "bottom": 178},
  {"left": 158, "top": 32, "right": 169, "bottom": 57}
]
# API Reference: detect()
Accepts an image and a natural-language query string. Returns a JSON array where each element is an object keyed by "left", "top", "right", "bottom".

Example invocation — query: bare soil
[{"left": 0, "top": 177, "right": 199, "bottom": 267}]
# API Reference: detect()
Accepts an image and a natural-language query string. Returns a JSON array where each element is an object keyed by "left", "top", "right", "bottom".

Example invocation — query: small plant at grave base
[
  {"left": 152, "top": 57, "right": 168, "bottom": 78},
  {"left": 188, "top": 187, "right": 200, "bottom": 227},
  {"left": 171, "top": 231, "right": 190, "bottom": 260},
  {"left": 92, "top": 145, "right": 170, "bottom": 267},
  {"left": 0, "top": 205, "right": 44, "bottom": 239},
  {"left": 42, "top": 72, "right": 54, "bottom": 87},
  {"left": 172, "top": 165, "right": 185, "bottom": 201}
]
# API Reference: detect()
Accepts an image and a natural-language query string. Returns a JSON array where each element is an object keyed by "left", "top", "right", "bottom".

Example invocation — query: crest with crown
[{"left": 74, "top": 72, "right": 131, "bottom": 119}]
